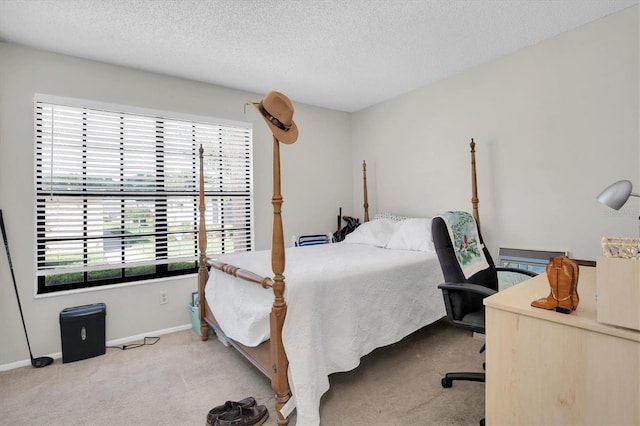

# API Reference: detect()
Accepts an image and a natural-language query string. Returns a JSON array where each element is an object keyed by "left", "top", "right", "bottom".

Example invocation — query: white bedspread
[{"left": 205, "top": 242, "right": 445, "bottom": 425}]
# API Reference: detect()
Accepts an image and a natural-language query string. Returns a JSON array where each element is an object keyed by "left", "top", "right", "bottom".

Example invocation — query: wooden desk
[{"left": 484, "top": 267, "right": 640, "bottom": 425}]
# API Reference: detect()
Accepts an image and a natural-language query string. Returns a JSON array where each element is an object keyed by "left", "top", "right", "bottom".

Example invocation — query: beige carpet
[{"left": 0, "top": 318, "right": 484, "bottom": 426}]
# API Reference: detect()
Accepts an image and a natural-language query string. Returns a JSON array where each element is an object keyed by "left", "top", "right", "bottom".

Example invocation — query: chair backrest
[
  {"left": 431, "top": 216, "right": 498, "bottom": 289},
  {"left": 431, "top": 215, "right": 498, "bottom": 329}
]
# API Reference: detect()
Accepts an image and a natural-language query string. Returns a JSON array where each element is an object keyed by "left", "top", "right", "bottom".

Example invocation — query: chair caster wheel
[
  {"left": 480, "top": 418, "right": 485, "bottom": 426},
  {"left": 441, "top": 378, "right": 452, "bottom": 388}
]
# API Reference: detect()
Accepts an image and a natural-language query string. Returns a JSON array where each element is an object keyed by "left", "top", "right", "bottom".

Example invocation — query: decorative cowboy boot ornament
[{"left": 531, "top": 256, "right": 579, "bottom": 314}]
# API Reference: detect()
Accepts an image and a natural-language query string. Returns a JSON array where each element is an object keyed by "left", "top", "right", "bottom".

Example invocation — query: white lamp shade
[{"left": 597, "top": 180, "right": 633, "bottom": 210}]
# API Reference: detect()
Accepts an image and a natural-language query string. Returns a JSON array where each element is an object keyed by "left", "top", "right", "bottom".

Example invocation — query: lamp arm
[{"left": 631, "top": 192, "right": 640, "bottom": 198}]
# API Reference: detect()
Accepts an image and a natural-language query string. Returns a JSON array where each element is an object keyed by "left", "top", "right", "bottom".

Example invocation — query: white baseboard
[
  {"left": 0, "top": 358, "right": 40, "bottom": 372},
  {"left": 0, "top": 323, "right": 192, "bottom": 372}
]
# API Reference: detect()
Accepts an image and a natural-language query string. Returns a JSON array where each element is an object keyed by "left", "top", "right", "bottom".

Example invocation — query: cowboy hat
[{"left": 246, "top": 91, "right": 298, "bottom": 144}]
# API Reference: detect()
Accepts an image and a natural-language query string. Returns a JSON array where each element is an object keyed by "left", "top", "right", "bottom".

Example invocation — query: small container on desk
[{"left": 596, "top": 238, "right": 640, "bottom": 331}]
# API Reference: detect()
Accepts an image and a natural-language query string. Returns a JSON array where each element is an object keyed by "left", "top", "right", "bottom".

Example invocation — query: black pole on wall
[{"left": 0, "top": 209, "right": 53, "bottom": 368}]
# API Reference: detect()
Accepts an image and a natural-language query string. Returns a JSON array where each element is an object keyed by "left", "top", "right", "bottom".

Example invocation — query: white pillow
[
  {"left": 343, "top": 218, "right": 399, "bottom": 247},
  {"left": 385, "top": 218, "right": 435, "bottom": 252}
]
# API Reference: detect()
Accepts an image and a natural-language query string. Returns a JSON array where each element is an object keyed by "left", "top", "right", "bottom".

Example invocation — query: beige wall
[
  {"left": 352, "top": 6, "right": 639, "bottom": 261},
  {"left": 0, "top": 43, "right": 352, "bottom": 366},
  {"left": 1, "top": 6, "right": 638, "bottom": 367}
]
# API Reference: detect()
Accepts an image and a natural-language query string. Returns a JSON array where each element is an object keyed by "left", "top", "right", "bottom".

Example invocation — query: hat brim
[{"left": 247, "top": 102, "right": 298, "bottom": 144}]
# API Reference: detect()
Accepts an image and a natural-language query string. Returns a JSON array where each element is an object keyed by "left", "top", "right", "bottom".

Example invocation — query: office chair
[{"left": 431, "top": 213, "right": 536, "bottom": 425}]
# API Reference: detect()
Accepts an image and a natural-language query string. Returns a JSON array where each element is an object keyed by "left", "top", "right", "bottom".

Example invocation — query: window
[{"left": 35, "top": 97, "right": 253, "bottom": 294}]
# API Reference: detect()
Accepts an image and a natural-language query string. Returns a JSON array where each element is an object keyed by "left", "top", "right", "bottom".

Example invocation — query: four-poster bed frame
[{"left": 197, "top": 138, "right": 481, "bottom": 425}]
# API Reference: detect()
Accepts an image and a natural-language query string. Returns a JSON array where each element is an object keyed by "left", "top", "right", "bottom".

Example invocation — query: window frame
[{"left": 34, "top": 95, "right": 254, "bottom": 294}]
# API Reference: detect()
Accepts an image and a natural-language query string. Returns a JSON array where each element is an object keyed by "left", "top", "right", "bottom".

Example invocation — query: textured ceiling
[{"left": 0, "top": 0, "right": 638, "bottom": 112}]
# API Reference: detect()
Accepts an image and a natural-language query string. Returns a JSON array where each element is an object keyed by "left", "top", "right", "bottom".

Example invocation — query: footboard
[
  {"left": 203, "top": 260, "right": 275, "bottom": 378},
  {"left": 199, "top": 259, "right": 276, "bottom": 379}
]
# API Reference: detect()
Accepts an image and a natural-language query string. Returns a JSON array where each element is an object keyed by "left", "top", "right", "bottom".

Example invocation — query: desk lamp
[{"left": 597, "top": 180, "right": 640, "bottom": 210}]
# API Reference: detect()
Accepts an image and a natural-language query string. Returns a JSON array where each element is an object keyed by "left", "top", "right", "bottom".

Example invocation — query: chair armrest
[
  {"left": 437, "top": 282, "right": 497, "bottom": 298},
  {"left": 496, "top": 267, "right": 537, "bottom": 278}
]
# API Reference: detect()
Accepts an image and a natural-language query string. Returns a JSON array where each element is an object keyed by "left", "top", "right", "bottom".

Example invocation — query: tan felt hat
[{"left": 246, "top": 91, "right": 298, "bottom": 143}]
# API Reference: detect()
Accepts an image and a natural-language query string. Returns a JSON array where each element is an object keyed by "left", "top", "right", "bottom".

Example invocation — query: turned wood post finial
[
  {"left": 362, "top": 160, "right": 369, "bottom": 222},
  {"left": 470, "top": 138, "right": 480, "bottom": 229}
]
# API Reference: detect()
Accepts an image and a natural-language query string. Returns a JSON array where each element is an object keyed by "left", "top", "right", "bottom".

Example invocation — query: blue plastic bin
[{"left": 188, "top": 302, "right": 214, "bottom": 336}]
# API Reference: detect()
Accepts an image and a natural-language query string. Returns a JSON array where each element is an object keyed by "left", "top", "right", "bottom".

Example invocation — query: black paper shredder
[{"left": 59, "top": 303, "right": 106, "bottom": 363}]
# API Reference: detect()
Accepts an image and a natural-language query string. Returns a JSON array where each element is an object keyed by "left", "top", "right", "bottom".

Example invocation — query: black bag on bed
[{"left": 333, "top": 216, "right": 360, "bottom": 242}]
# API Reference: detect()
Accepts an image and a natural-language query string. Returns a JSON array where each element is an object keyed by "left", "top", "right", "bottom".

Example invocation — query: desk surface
[{"left": 484, "top": 266, "right": 639, "bottom": 342}]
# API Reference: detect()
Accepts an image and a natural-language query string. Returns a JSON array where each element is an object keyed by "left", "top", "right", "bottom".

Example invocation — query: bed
[{"left": 197, "top": 139, "right": 482, "bottom": 425}]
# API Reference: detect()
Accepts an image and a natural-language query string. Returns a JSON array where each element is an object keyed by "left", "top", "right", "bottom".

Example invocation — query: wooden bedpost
[
  {"left": 198, "top": 145, "right": 210, "bottom": 341},
  {"left": 362, "top": 161, "right": 369, "bottom": 222},
  {"left": 470, "top": 138, "right": 480, "bottom": 229},
  {"left": 269, "top": 135, "right": 290, "bottom": 425}
]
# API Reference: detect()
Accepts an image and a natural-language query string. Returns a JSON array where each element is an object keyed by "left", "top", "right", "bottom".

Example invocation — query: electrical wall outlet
[{"left": 159, "top": 291, "right": 168, "bottom": 305}]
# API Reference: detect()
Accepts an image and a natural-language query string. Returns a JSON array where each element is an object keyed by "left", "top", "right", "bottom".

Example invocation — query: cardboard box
[{"left": 596, "top": 256, "right": 640, "bottom": 331}]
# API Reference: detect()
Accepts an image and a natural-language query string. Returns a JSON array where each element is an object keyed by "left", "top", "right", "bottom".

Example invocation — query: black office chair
[{"left": 431, "top": 213, "right": 536, "bottom": 425}]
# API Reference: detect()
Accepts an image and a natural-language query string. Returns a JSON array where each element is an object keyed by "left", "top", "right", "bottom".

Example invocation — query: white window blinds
[{"left": 35, "top": 99, "right": 253, "bottom": 293}]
